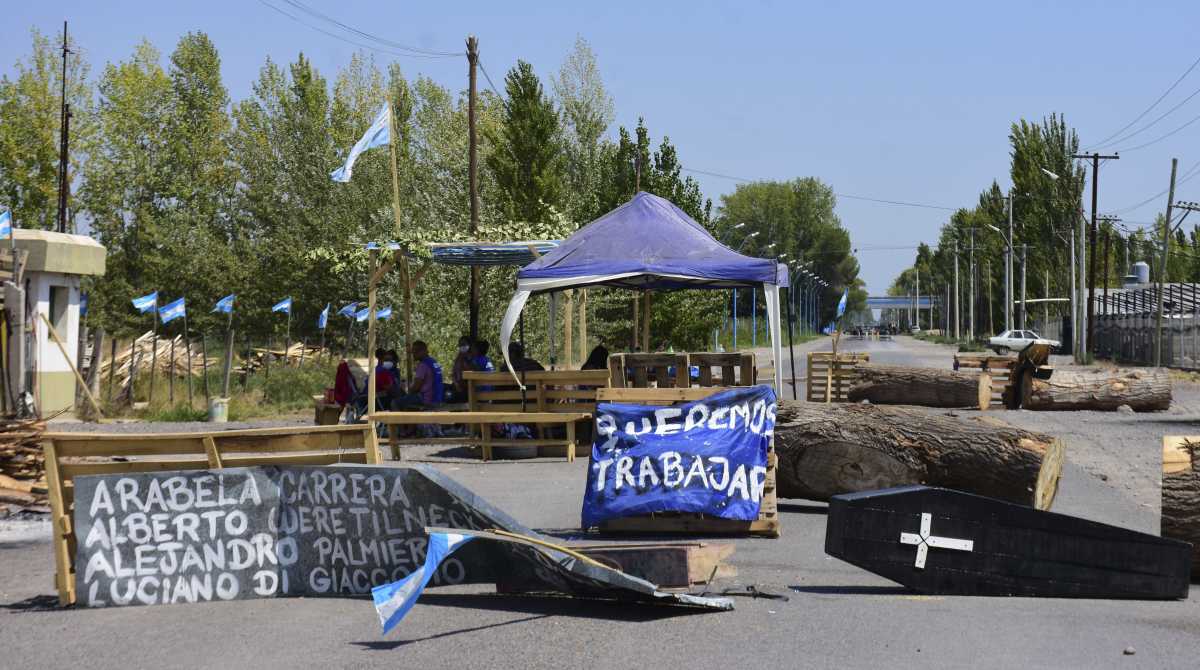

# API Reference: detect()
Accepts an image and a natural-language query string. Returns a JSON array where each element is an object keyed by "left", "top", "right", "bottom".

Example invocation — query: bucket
[{"left": 208, "top": 397, "right": 230, "bottom": 423}]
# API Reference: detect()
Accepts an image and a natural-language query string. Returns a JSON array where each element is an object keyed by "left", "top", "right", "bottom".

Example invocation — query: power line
[
  {"left": 477, "top": 59, "right": 505, "bottom": 100},
  {"left": 1112, "top": 108, "right": 1200, "bottom": 153},
  {"left": 1086, "top": 52, "right": 1200, "bottom": 150},
  {"left": 278, "top": 0, "right": 462, "bottom": 57},
  {"left": 1095, "top": 84, "right": 1200, "bottom": 149},
  {"left": 258, "top": 0, "right": 459, "bottom": 60},
  {"left": 1111, "top": 158, "right": 1200, "bottom": 214},
  {"left": 680, "top": 167, "right": 960, "bottom": 212}
]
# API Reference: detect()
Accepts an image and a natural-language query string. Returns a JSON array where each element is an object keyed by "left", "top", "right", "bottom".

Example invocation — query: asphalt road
[{"left": 3, "top": 336, "right": 1199, "bottom": 669}]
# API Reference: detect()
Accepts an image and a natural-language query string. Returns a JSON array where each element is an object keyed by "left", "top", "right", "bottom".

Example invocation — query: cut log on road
[
  {"left": 1162, "top": 437, "right": 1200, "bottom": 578},
  {"left": 774, "top": 402, "right": 1063, "bottom": 510},
  {"left": 848, "top": 364, "right": 991, "bottom": 410},
  {"left": 1020, "top": 368, "right": 1171, "bottom": 412}
]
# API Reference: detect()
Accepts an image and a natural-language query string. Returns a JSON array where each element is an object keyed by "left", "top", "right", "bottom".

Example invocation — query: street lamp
[{"left": 1041, "top": 168, "right": 1060, "bottom": 181}]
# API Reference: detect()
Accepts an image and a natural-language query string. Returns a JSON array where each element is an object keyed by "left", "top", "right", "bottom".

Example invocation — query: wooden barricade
[
  {"left": 688, "top": 352, "right": 756, "bottom": 387},
  {"left": 806, "top": 352, "right": 870, "bottom": 402},
  {"left": 953, "top": 354, "right": 1017, "bottom": 408},
  {"left": 42, "top": 424, "right": 377, "bottom": 606},
  {"left": 590, "top": 387, "right": 779, "bottom": 538},
  {"left": 608, "top": 353, "right": 689, "bottom": 388}
]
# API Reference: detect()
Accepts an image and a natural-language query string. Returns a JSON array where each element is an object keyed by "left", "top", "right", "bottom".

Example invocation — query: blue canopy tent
[{"left": 500, "top": 191, "right": 790, "bottom": 391}]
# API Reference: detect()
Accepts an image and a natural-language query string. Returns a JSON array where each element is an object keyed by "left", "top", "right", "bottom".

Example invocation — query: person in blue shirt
[{"left": 470, "top": 339, "right": 495, "bottom": 373}]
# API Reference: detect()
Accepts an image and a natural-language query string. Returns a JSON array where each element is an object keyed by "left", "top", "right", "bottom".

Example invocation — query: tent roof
[{"left": 517, "top": 192, "right": 787, "bottom": 291}]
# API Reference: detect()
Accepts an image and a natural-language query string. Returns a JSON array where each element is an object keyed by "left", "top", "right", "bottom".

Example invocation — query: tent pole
[
  {"left": 564, "top": 289, "right": 573, "bottom": 368},
  {"left": 786, "top": 285, "right": 797, "bottom": 400},
  {"left": 631, "top": 291, "right": 639, "bottom": 350},
  {"left": 579, "top": 289, "right": 588, "bottom": 363},
  {"left": 642, "top": 290, "right": 651, "bottom": 352},
  {"left": 519, "top": 310, "right": 527, "bottom": 411}
]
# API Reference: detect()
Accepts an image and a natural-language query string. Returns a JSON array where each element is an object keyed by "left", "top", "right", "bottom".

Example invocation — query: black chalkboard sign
[{"left": 73, "top": 465, "right": 526, "bottom": 608}]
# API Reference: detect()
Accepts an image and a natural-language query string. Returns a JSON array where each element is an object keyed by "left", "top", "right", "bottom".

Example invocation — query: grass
[
  {"left": 101, "top": 358, "right": 340, "bottom": 422},
  {"left": 716, "top": 320, "right": 823, "bottom": 351},
  {"left": 912, "top": 331, "right": 988, "bottom": 352}
]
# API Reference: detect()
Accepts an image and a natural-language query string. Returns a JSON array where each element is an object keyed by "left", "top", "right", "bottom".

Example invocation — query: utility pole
[
  {"left": 1019, "top": 243, "right": 1028, "bottom": 330},
  {"left": 953, "top": 240, "right": 960, "bottom": 340},
  {"left": 1072, "top": 151, "right": 1120, "bottom": 357},
  {"left": 1005, "top": 189, "right": 1015, "bottom": 331},
  {"left": 969, "top": 227, "right": 976, "bottom": 340},
  {"left": 1157, "top": 158, "right": 1178, "bottom": 367},
  {"left": 1043, "top": 268, "right": 1049, "bottom": 326},
  {"left": 915, "top": 266, "right": 920, "bottom": 330},
  {"left": 466, "top": 36, "right": 480, "bottom": 341},
  {"left": 1076, "top": 208, "right": 1088, "bottom": 362},
  {"left": 56, "top": 21, "right": 72, "bottom": 234}
]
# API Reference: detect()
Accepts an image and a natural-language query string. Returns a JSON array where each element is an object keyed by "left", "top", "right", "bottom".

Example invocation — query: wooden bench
[
  {"left": 590, "top": 387, "right": 779, "bottom": 538},
  {"left": 609, "top": 353, "right": 689, "bottom": 388},
  {"left": 372, "top": 411, "right": 591, "bottom": 462},
  {"left": 41, "top": 424, "right": 378, "bottom": 606}
]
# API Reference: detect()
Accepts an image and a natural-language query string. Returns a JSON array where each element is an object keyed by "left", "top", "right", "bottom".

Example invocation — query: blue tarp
[{"left": 517, "top": 192, "right": 787, "bottom": 291}]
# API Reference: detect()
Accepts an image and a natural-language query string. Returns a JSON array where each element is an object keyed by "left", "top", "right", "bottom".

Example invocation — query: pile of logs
[
  {"left": 0, "top": 416, "right": 48, "bottom": 513},
  {"left": 774, "top": 402, "right": 1063, "bottom": 510},
  {"left": 241, "top": 342, "right": 328, "bottom": 373},
  {"left": 99, "top": 331, "right": 215, "bottom": 391},
  {"left": 1019, "top": 368, "right": 1171, "bottom": 412}
]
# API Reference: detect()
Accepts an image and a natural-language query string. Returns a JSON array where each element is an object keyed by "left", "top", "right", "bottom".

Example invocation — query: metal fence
[{"left": 1093, "top": 312, "right": 1200, "bottom": 369}]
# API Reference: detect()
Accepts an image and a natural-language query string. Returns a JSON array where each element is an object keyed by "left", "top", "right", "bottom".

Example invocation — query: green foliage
[{"left": 486, "top": 60, "right": 564, "bottom": 225}]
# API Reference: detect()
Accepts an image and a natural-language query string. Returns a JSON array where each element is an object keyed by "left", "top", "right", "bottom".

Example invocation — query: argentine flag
[
  {"left": 331, "top": 102, "right": 390, "bottom": 183},
  {"left": 159, "top": 297, "right": 186, "bottom": 324},
  {"left": 272, "top": 297, "right": 292, "bottom": 314},
  {"left": 213, "top": 294, "right": 235, "bottom": 314},
  {"left": 0, "top": 210, "right": 11, "bottom": 238},
  {"left": 338, "top": 302, "right": 360, "bottom": 317},
  {"left": 131, "top": 291, "right": 158, "bottom": 314},
  {"left": 354, "top": 307, "right": 371, "bottom": 323},
  {"left": 317, "top": 304, "right": 330, "bottom": 330},
  {"left": 372, "top": 532, "right": 475, "bottom": 634},
  {"left": 836, "top": 288, "right": 848, "bottom": 319},
  {"left": 376, "top": 306, "right": 392, "bottom": 320}
]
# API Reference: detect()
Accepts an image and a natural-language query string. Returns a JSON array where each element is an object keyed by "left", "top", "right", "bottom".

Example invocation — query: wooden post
[
  {"left": 367, "top": 247, "right": 379, "bottom": 420},
  {"left": 579, "top": 289, "right": 588, "bottom": 363},
  {"left": 169, "top": 336, "right": 176, "bottom": 404},
  {"left": 631, "top": 292, "right": 639, "bottom": 350},
  {"left": 106, "top": 335, "right": 116, "bottom": 403},
  {"left": 222, "top": 328, "right": 235, "bottom": 398},
  {"left": 242, "top": 334, "right": 250, "bottom": 392},
  {"left": 299, "top": 337, "right": 307, "bottom": 367},
  {"left": 184, "top": 315, "right": 193, "bottom": 406},
  {"left": 402, "top": 254, "right": 413, "bottom": 385},
  {"left": 642, "top": 290, "right": 651, "bottom": 352},
  {"left": 201, "top": 333, "right": 210, "bottom": 404},
  {"left": 564, "top": 289, "right": 574, "bottom": 368},
  {"left": 39, "top": 312, "right": 102, "bottom": 419},
  {"left": 385, "top": 89, "right": 411, "bottom": 386}
]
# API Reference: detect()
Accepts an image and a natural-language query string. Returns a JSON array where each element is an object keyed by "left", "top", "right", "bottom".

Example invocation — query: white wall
[{"left": 32, "top": 271, "right": 81, "bottom": 374}]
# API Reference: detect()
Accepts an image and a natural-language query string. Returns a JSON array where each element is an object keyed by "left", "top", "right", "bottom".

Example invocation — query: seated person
[
  {"left": 447, "top": 334, "right": 473, "bottom": 403},
  {"left": 376, "top": 349, "right": 404, "bottom": 408},
  {"left": 471, "top": 338, "right": 496, "bottom": 373},
  {"left": 508, "top": 341, "right": 545, "bottom": 372},
  {"left": 395, "top": 341, "right": 445, "bottom": 409},
  {"left": 581, "top": 344, "right": 609, "bottom": 371}
]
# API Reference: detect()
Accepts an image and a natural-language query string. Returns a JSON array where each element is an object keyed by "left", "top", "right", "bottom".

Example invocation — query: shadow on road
[
  {"left": 777, "top": 502, "right": 829, "bottom": 515},
  {"left": 350, "top": 613, "right": 551, "bottom": 650},
  {"left": 789, "top": 584, "right": 912, "bottom": 596},
  {"left": 0, "top": 594, "right": 61, "bottom": 612}
]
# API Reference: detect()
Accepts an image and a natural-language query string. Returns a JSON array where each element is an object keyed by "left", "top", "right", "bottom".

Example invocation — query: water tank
[{"left": 1132, "top": 261, "right": 1150, "bottom": 285}]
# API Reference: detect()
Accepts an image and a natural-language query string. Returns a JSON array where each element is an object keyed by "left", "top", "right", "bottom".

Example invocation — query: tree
[
  {"left": 486, "top": 60, "right": 564, "bottom": 225},
  {"left": 0, "top": 27, "right": 94, "bottom": 230},
  {"left": 552, "top": 36, "right": 614, "bottom": 223}
]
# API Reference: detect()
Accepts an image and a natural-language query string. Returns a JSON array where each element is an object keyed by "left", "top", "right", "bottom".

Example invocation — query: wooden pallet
[
  {"left": 953, "top": 355, "right": 1016, "bottom": 408},
  {"left": 806, "top": 352, "right": 870, "bottom": 402},
  {"left": 593, "top": 387, "right": 779, "bottom": 538}
]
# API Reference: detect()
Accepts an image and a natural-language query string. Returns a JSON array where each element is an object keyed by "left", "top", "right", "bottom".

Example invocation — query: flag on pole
[
  {"left": 272, "top": 297, "right": 292, "bottom": 314},
  {"left": 317, "top": 304, "right": 330, "bottom": 330},
  {"left": 354, "top": 307, "right": 371, "bottom": 323},
  {"left": 338, "top": 302, "right": 360, "bottom": 317},
  {"left": 376, "top": 306, "right": 392, "bottom": 320},
  {"left": 213, "top": 294, "right": 235, "bottom": 314},
  {"left": 132, "top": 291, "right": 158, "bottom": 314},
  {"left": 158, "top": 297, "right": 186, "bottom": 324},
  {"left": 330, "top": 102, "right": 390, "bottom": 183},
  {"left": 372, "top": 532, "right": 475, "bottom": 634},
  {"left": 836, "top": 289, "right": 848, "bottom": 319},
  {"left": 0, "top": 210, "right": 12, "bottom": 238}
]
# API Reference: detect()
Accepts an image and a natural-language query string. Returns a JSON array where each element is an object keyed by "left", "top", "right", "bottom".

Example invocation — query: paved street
[{"left": 3, "top": 336, "right": 1199, "bottom": 669}]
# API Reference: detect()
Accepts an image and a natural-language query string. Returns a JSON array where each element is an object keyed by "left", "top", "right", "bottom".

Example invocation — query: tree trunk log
[
  {"left": 774, "top": 402, "right": 1062, "bottom": 509},
  {"left": 1021, "top": 368, "right": 1171, "bottom": 411},
  {"left": 1162, "top": 437, "right": 1200, "bottom": 578},
  {"left": 848, "top": 364, "right": 991, "bottom": 410}
]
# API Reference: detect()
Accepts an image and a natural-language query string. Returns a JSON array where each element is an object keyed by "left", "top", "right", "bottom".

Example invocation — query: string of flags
[
  {"left": 0, "top": 210, "right": 12, "bottom": 239},
  {"left": 129, "top": 291, "right": 388, "bottom": 332}
]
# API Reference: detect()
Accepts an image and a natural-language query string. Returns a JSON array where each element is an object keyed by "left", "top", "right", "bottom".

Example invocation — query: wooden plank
[
  {"left": 42, "top": 439, "right": 75, "bottom": 606},
  {"left": 372, "top": 411, "right": 591, "bottom": 423},
  {"left": 597, "top": 387, "right": 732, "bottom": 403},
  {"left": 59, "top": 459, "right": 213, "bottom": 478},
  {"left": 202, "top": 435, "right": 223, "bottom": 468},
  {"left": 221, "top": 452, "right": 368, "bottom": 467}
]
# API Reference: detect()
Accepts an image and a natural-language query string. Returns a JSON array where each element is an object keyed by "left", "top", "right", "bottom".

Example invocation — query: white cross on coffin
[{"left": 899, "top": 512, "right": 974, "bottom": 569}]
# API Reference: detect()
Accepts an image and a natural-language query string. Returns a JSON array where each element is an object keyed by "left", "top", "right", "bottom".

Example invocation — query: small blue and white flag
[
  {"left": 331, "top": 102, "right": 390, "bottom": 183},
  {"left": 213, "top": 294, "right": 235, "bottom": 314},
  {"left": 317, "top": 304, "right": 330, "bottom": 330},
  {"left": 338, "top": 302, "right": 360, "bottom": 317},
  {"left": 836, "top": 289, "right": 848, "bottom": 319},
  {"left": 131, "top": 291, "right": 158, "bottom": 314},
  {"left": 80, "top": 293, "right": 89, "bottom": 317},
  {"left": 376, "top": 306, "right": 392, "bottom": 320},
  {"left": 159, "top": 297, "right": 186, "bottom": 324},
  {"left": 272, "top": 297, "right": 292, "bottom": 314},
  {"left": 354, "top": 307, "right": 371, "bottom": 323},
  {"left": 0, "top": 210, "right": 12, "bottom": 238},
  {"left": 372, "top": 532, "right": 475, "bottom": 635},
  {"left": 365, "top": 241, "right": 380, "bottom": 250}
]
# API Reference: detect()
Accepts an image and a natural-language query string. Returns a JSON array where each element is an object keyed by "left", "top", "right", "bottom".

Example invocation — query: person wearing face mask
[{"left": 447, "top": 335, "right": 473, "bottom": 403}]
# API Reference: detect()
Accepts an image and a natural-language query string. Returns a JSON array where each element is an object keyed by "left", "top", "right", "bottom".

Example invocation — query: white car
[{"left": 988, "top": 330, "right": 1060, "bottom": 355}]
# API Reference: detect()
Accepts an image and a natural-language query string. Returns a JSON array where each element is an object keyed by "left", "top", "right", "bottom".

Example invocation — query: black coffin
[{"left": 825, "top": 486, "right": 1192, "bottom": 599}]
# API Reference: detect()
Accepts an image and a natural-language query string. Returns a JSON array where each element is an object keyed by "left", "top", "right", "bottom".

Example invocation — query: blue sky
[{"left": 4, "top": 1, "right": 1200, "bottom": 293}]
